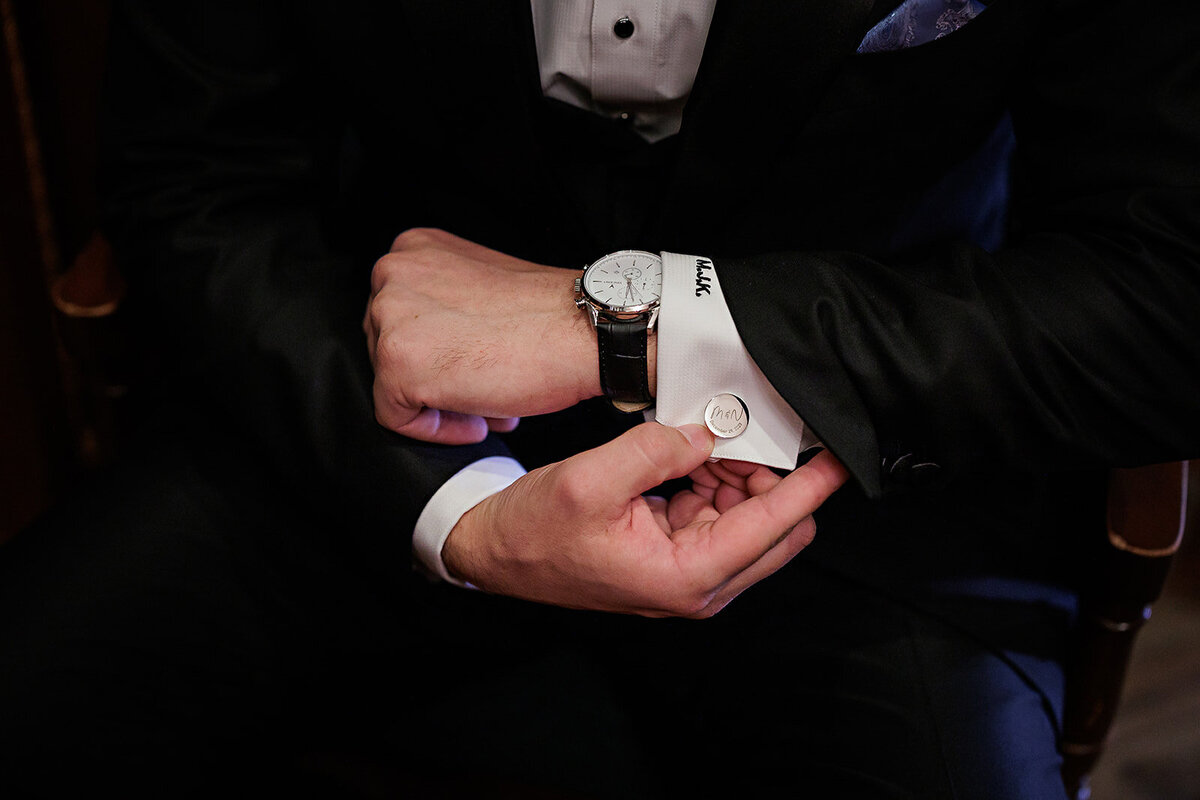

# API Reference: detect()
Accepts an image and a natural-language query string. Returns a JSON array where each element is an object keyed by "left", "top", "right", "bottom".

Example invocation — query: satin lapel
[
  {"left": 660, "top": 0, "right": 879, "bottom": 246},
  {"left": 398, "top": 0, "right": 543, "bottom": 190}
]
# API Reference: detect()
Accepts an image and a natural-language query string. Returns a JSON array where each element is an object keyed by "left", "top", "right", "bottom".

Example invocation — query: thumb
[{"left": 570, "top": 422, "right": 715, "bottom": 511}]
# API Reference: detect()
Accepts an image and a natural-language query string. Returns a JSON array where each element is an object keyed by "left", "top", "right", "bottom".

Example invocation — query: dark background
[{"left": 0, "top": 2, "right": 1196, "bottom": 796}]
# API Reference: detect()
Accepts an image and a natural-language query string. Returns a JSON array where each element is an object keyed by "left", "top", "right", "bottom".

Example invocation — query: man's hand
[
  {"left": 443, "top": 422, "right": 849, "bottom": 618},
  {"left": 363, "top": 228, "right": 603, "bottom": 444},
  {"left": 687, "top": 457, "right": 792, "bottom": 514}
]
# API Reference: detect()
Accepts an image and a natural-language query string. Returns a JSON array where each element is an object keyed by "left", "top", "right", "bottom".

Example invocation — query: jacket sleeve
[
  {"left": 99, "top": 0, "right": 513, "bottom": 570},
  {"left": 718, "top": 0, "right": 1200, "bottom": 498}
]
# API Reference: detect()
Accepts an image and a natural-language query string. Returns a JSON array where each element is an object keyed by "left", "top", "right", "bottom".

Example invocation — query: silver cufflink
[{"left": 704, "top": 393, "right": 749, "bottom": 439}]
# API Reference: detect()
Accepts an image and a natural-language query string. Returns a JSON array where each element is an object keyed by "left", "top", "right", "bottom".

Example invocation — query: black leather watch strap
[{"left": 596, "top": 318, "right": 652, "bottom": 413}]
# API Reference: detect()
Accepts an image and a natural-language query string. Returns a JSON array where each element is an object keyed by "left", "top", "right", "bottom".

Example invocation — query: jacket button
[
  {"left": 613, "top": 17, "right": 635, "bottom": 38},
  {"left": 884, "top": 453, "right": 942, "bottom": 488},
  {"left": 907, "top": 461, "right": 942, "bottom": 488}
]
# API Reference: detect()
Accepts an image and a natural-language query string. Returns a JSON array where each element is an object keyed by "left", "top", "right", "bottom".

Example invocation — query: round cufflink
[{"left": 704, "top": 393, "right": 749, "bottom": 439}]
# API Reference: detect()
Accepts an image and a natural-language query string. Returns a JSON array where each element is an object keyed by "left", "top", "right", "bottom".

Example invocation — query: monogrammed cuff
[{"left": 655, "top": 252, "right": 813, "bottom": 470}]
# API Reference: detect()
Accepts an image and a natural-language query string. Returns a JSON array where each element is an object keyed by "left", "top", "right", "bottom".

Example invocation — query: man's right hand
[
  {"left": 363, "top": 228, "right": 601, "bottom": 444},
  {"left": 443, "top": 422, "right": 848, "bottom": 618}
]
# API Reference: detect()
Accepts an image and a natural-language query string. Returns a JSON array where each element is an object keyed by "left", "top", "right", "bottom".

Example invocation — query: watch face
[{"left": 582, "top": 250, "right": 663, "bottom": 312}]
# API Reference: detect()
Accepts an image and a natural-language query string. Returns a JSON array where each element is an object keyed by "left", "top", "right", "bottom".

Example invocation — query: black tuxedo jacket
[{"left": 99, "top": 0, "right": 1200, "bottom": 592}]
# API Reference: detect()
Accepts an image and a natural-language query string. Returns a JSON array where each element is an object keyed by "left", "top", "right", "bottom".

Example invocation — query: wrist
[
  {"left": 568, "top": 296, "right": 604, "bottom": 400},
  {"left": 443, "top": 500, "right": 485, "bottom": 587},
  {"left": 415, "top": 456, "right": 527, "bottom": 589},
  {"left": 574, "top": 250, "right": 662, "bottom": 411},
  {"left": 572, "top": 321, "right": 657, "bottom": 403}
]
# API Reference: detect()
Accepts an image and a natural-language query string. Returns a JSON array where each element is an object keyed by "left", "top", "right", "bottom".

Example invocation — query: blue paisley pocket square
[{"left": 857, "top": 0, "right": 988, "bottom": 53}]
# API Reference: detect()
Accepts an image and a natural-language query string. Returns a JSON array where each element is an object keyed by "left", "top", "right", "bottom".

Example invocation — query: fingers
[
  {"left": 644, "top": 495, "right": 671, "bottom": 533},
  {"left": 700, "top": 449, "right": 848, "bottom": 579},
  {"left": 564, "top": 422, "right": 715, "bottom": 515},
  {"left": 715, "top": 482, "right": 751, "bottom": 514},
  {"left": 744, "top": 464, "right": 784, "bottom": 497},
  {"left": 664, "top": 472, "right": 813, "bottom": 618},
  {"left": 712, "top": 459, "right": 761, "bottom": 480},
  {"left": 721, "top": 463, "right": 782, "bottom": 512},
  {"left": 689, "top": 459, "right": 783, "bottom": 513},
  {"left": 486, "top": 417, "right": 521, "bottom": 433},
  {"left": 396, "top": 408, "right": 492, "bottom": 444},
  {"left": 376, "top": 402, "right": 516, "bottom": 444},
  {"left": 376, "top": 383, "right": 492, "bottom": 444},
  {"left": 700, "top": 516, "right": 817, "bottom": 616},
  {"left": 666, "top": 488, "right": 721, "bottom": 530},
  {"left": 689, "top": 462, "right": 721, "bottom": 491},
  {"left": 758, "top": 449, "right": 848, "bottom": 519},
  {"left": 667, "top": 452, "right": 846, "bottom": 618},
  {"left": 371, "top": 362, "right": 519, "bottom": 443}
]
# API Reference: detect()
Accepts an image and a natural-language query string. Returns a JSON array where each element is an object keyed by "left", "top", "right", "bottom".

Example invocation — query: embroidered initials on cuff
[{"left": 655, "top": 251, "right": 816, "bottom": 470}]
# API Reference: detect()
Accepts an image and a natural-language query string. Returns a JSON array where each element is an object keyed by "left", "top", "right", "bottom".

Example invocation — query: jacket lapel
[
  {"left": 659, "top": 0, "right": 884, "bottom": 247},
  {"left": 387, "top": 0, "right": 909, "bottom": 255},
  {"left": 395, "top": 1, "right": 546, "bottom": 195}
]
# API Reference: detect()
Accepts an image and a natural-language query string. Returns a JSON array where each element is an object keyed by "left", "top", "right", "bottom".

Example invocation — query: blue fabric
[{"left": 910, "top": 613, "right": 1072, "bottom": 800}]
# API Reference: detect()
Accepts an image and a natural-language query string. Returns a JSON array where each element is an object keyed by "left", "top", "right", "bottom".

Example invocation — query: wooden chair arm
[
  {"left": 47, "top": 231, "right": 130, "bottom": 466},
  {"left": 1061, "top": 461, "right": 1189, "bottom": 800}
]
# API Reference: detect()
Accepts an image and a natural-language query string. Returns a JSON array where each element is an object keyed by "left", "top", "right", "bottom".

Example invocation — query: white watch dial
[{"left": 582, "top": 250, "right": 663, "bottom": 312}]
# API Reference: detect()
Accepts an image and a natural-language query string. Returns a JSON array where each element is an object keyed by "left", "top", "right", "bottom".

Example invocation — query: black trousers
[{"left": 0, "top": 404, "right": 1073, "bottom": 799}]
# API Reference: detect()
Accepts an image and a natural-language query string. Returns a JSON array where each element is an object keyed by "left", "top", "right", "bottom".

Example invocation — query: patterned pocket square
[{"left": 857, "top": 0, "right": 988, "bottom": 53}]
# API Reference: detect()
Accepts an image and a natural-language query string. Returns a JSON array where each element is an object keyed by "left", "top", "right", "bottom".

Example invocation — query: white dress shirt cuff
[
  {"left": 412, "top": 456, "right": 527, "bottom": 589},
  {"left": 653, "top": 252, "right": 819, "bottom": 470}
]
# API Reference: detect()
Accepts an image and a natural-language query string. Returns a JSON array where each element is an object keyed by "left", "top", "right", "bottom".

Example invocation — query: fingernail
[{"left": 678, "top": 423, "right": 714, "bottom": 454}]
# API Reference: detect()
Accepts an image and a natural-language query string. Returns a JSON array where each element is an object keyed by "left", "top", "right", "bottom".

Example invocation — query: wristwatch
[{"left": 574, "top": 250, "right": 663, "bottom": 413}]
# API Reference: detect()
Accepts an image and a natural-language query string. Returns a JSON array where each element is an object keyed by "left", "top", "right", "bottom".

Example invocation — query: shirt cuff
[
  {"left": 412, "top": 456, "right": 527, "bottom": 588},
  {"left": 653, "top": 251, "right": 819, "bottom": 470}
]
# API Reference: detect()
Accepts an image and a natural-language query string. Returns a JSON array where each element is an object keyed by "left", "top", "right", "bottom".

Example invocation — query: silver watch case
[{"left": 573, "top": 250, "right": 662, "bottom": 330}]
